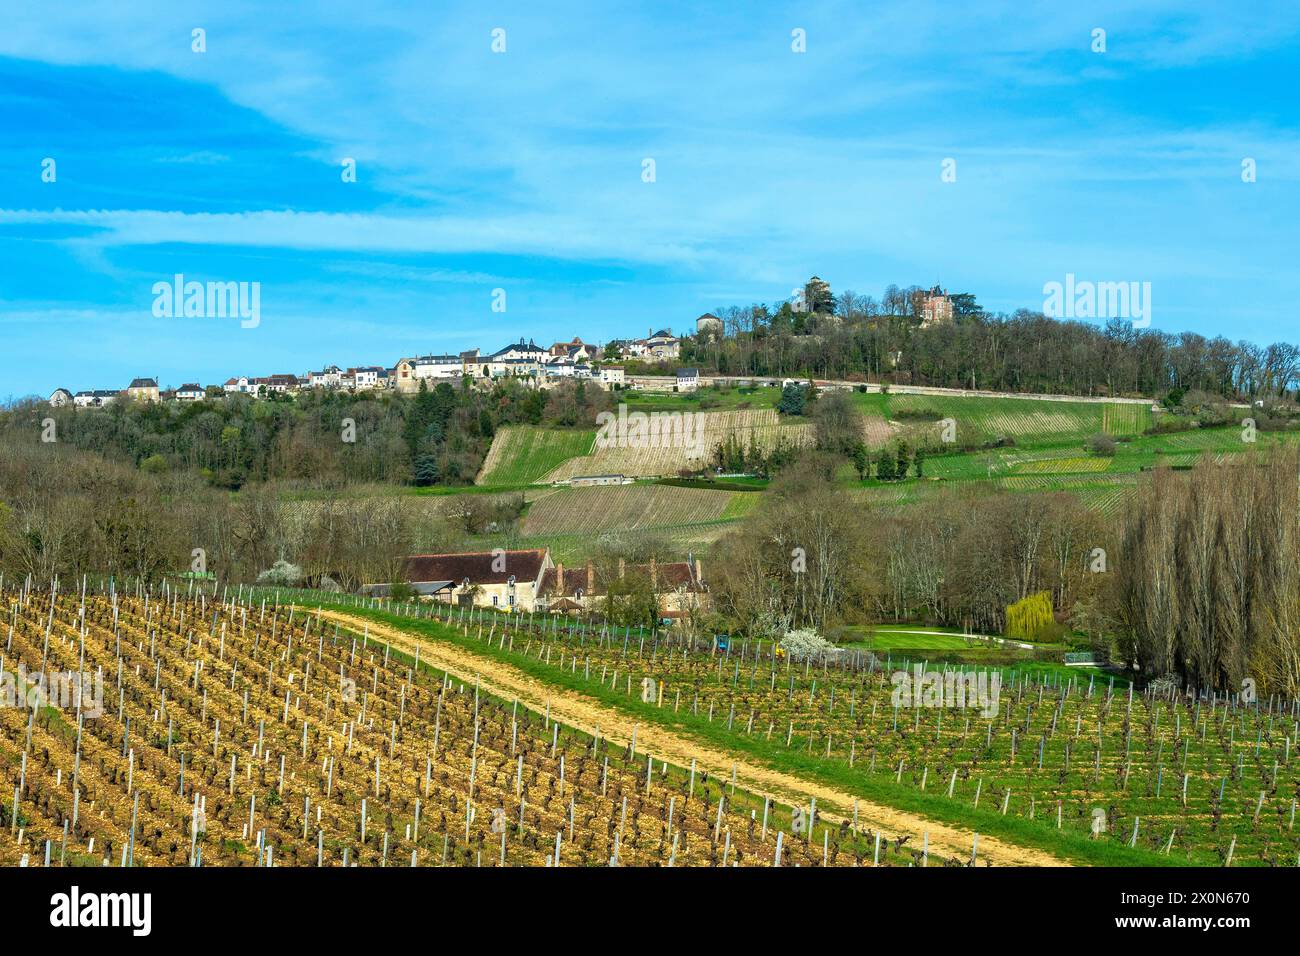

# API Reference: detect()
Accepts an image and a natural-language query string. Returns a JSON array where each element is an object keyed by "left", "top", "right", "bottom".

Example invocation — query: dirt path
[{"left": 313, "top": 608, "right": 1069, "bottom": 867}]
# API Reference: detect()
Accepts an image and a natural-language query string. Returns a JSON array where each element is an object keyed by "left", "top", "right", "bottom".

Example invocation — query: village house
[
  {"left": 127, "top": 377, "right": 160, "bottom": 403},
  {"left": 479, "top": 355, "right": 544, "bottom": 382},
  {"left": 223, "top": 376, "right": 251, "bottom": 394},
  {"left": 537, "top": 557, "right": 708, "bottom": 621},
  {"left": 308, "top": 365, "right": 344, "bottom": 389},
  {"left": 48, "top": 388, "right": 73, "bottom": 408},
  {"left": 175, "top": 383, "right": 205, "bottom": 402},
  {"left": 264, "top": 374, "right": 299, "bottom": 394},
  {"left": 598, "top": 365, "right": 625, "bottom": 386},
  {"left": 642, "top": 329, "right": 681, "bottom": 360},
  {"left": 391, "top": 358, "right": 416, "bottom": 393},
  {"left": 395, "top": 354, "right": 465, "bottom": 393},
  {"left": 490, "top": 338, "right": 548, "bottom": 363},
  {"left": 676, "top": 368, "right": 700, "bottom": 391},
  {"left": 373, "top": 549, "right": 553, "bottom": 611},
  {"left": 547, "top": 338, "right": 592, "bottom": 363},
  {"left": 244, "top": 374, "right": 297, "bottom": 396},
  {"left": 543, "top": 359, "right": 593, "bottom": 381},
  {"left": 73, "top": 389, "right": 120, "bottom": 408},
  {"left": 544, "top": 360, "right": 578, "bottom": 379},
  {"left": 350, "top": 366, "right": 388, "bottom": 390}
]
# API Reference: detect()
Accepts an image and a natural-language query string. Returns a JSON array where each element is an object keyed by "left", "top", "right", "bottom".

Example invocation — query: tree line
[
  {"left": 684, "top": 286, "right": 1300, "bottom": 400},
  {"left": 706, "top": 448, "right": 1300, "bottom": 697},
  {"left": 0, "top": 378, "right": 611, "bottom": 491}
]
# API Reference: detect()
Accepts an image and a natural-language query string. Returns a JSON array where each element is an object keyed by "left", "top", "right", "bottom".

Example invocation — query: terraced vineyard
[
  {"left": 543, "top": 410, "right": 812, "bottom": 482},
  {"left": 1101, "top": 403, "right": 1149, "bottom": 436},
  {"left": 0, "top": 585, "right": 896, "bottom": 867}
]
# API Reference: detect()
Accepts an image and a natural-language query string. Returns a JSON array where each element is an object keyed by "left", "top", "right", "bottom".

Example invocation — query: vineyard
[
  {"left": 521, "top": 484, "right": 742, "bottom": 538},
  {"left": 476, "top": 427, "right": 596, "bottom": 486},
  {"left": 304, "top": 599, "right": 1300, "bottom": 867},
  {"left": 542, "top": 410, "right": 812, "bottom": 482},
  {"left": 860, "top": 393, "right": 1154, "bottom": 448},
  {"left": 0, "top": 583, "right": 917, "bottom": 868}
]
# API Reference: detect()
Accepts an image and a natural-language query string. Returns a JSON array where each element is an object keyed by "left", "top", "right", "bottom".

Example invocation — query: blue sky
[{"left": 1, "top": 1, "right": 1298, "bottom": 397}]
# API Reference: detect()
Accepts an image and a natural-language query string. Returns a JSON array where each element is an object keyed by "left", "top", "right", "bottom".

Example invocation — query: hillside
[
  {"left": 476, "top": 426, "right": 595, "bottom": 485},
  {"left": 852, "top": 392, "right": 1153, "bottom": 448},
  {"left": 477, "top": 408, "right": 812, "bottom": 485}
]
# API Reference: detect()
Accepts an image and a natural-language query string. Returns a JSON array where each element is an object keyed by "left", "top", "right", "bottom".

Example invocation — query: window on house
[{"left": 492, "top": 596, "right": 499, "bottom": 606}]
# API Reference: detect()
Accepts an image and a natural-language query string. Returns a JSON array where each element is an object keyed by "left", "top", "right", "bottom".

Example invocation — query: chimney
[
  {"left": 586, "top": 560, "right": 595, "bottom": 595},
  {"left": 618, "top": 558, "right": 626, "bottom": 579},
  {"left": 556, "top": 563, "right": 564, "bottom": 592},
  {"left": 649, "top": 557, "right": 657, "bottom": 591}
]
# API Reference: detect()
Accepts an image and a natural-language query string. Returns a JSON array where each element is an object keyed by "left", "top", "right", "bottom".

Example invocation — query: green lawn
[
  {"left": 623, "top": 384, "right": 781, "bottom": 413},
  {"left": 476, "top": 425, "right": 595, "bottom": 485},
  {"left": 849, "top": 628, "right": 976, "bottom": 651},
  {"left": 850, "top": 392, "right": 1153, "bottom": 449}
]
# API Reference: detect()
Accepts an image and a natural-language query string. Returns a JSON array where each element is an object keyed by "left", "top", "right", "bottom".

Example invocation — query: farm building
[
  {"left": 537, "top": 557, "right": 708, "bottom": 619},
  {"left": 373, "top": 548, "right": 554, "bottom": 612},
  {"left": 567, "top": 474, "right": 632, "bottom": 487}
]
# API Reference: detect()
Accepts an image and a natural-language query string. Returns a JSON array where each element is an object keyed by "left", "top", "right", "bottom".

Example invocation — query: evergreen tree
[
  {"left": 777, "top": 383, "right": 807, "bottom": 416},
  {"left": 412, "top": 454, "right": 440, "bottom": 486},
  {"left": 851, "top": 442, "right": 869, "bottom": 480},
  {"left": 875, "top": 449, "right": 896, "bottom": 480},
  {"left": 895, "top": 440, "right": 910, "bottom": 480}
]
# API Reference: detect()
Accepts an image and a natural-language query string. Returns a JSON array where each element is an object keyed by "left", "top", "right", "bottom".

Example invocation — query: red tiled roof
[
  {"left": 404, "top": 550, "right": 548, "bottom": 586},
  {"left": 538, "top": 561, "right": 701, "bottom": 598}
]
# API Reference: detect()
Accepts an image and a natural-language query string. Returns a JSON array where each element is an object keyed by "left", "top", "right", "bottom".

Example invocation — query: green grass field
[
  {"left": 851, "top": 391, "right": 1153, "bottom": 448},
  {"left": 522, "top": 482, "right": 739, "bottom": 536},
  {"left": 623, "top": 385, "right": 781, "bottom": 412},
  {"left": 476, "top": 425, "right": 594, "bottom": 485}
]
